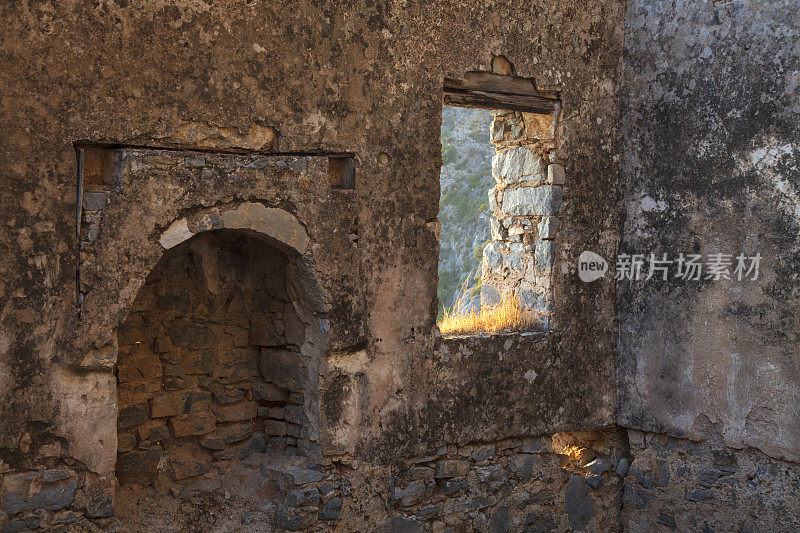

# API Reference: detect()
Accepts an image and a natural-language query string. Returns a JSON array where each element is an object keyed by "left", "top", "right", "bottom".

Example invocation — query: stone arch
[{"left": 112, "top": 221, "right": 329, "bottom": 528}]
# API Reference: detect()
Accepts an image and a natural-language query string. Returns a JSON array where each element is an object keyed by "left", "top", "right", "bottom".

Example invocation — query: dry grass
[{"left": 438, "top": 293, "right": 541, "bottom": 336}]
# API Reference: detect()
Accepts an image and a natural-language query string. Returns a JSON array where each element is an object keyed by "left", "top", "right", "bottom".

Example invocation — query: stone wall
[
  {"left": 111, "top": 429, "right": 632, "bottom": 531},
  {"left": 481, "top": 110, "right": 563, "bottom": 319},
  {"left": 621, "top": 430, "right": 800, "bottom": 532},
  {"left": 115, "top": 230, "right": 312, "bottom": 493}
]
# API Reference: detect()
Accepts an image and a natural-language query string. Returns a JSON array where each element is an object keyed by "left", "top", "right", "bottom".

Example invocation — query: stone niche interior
[{"left": 114, "top": 228, "right": 317, "bottom": 525}]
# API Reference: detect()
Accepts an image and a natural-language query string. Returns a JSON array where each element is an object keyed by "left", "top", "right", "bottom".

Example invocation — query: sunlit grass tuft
[{"left": 438, "top": 293, "right": 541, "bottom": 337}]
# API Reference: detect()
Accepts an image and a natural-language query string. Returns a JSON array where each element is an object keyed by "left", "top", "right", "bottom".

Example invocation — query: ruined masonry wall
[
  {"left": 481, "top": 110, "right": 564, "bottom": 318},
  {"left": 621, "top": 430, "right": 800, "bottom": 532},
  {"left": 115, "top": 230, "right": 312, "bottom": 490}
]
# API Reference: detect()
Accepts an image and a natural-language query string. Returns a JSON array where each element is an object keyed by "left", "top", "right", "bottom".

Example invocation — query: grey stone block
[
  {"left": 521, "top": 437, "right": 549, "bottom": 454},
  {"left": 320, "top": 497, "right": 342, "bottom": 521},
  {"left": 535, "top": 240, "right": 555, "bottom": 271},
  {"left": 686, "top": 488, "right": 713, "bottom": 502},
  {"left": 483, "top": 240, "right": 503, "bottom": 269},
  {"left": 584, "top": 458, "right": 612, "bottom": 476},
  {"left": 537, "top": 216, "right": 559, "bottom": 239},
  {"left": 434, "top": 459, "right": 469, "bottom": 479},
  {"left": 698, "top": 470, "right": 720, "bottom": 488},
  {"left": 285, "top": 467, "right": 324, "bottom": 485},
  {"left": 395, "top": 480, "right": 425, "bottom": 507},
  {"left": 615, "top": 457, "right": 630, "bottom": 477},
  {"left": 492, "top": 147, "right": 545, "bottom": 184},
  {"left": 547, "top": 164, "right": 565, "bottom": 184},
  {"left": 564, "top": 476, "right": 595, "bottom": 530},
  {"left": 0, "top": 470, "right": 78, "bottom": 514},
  {"left": 501, "top": 185, "right": 562, "bottom": 216},
  {"left": 489, "top": 506, "right": 510, "bottom": 533},
  {"left": 2, "top": 519, "right": 41, "bottom": 533},
  {"left": 623, "top": 485, "right": 653, "bottom": 509},
  {"left": 286, "top": 487, "right": 319, "bottom": 508},
  {"left": 657, "top": 512, "right": 677, "bottom": 528}
]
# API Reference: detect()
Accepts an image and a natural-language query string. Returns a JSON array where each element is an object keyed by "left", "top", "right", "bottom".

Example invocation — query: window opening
[{"left": 437, "top": 70, "right": 561, "bottom": 336}]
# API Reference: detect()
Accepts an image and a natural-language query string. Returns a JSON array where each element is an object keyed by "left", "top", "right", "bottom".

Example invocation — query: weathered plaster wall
[
  {"left": 620, "top": 0, "right": 800, "bottom": 463},
  {"left": 0, "top": 0, "right": 624, "bottom": 466},
  {"left": 0, "top": 0, "right": 627, "bottom": 528}
]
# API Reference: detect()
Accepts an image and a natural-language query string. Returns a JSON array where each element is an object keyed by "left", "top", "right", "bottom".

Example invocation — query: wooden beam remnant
[{"left": 443, "top": 72, "right": 560, "bottom": 115}]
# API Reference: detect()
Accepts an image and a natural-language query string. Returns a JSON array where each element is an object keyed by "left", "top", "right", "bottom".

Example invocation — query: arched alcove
[{"left": 113, "top": 228, "right": 327, "bottom": 529}]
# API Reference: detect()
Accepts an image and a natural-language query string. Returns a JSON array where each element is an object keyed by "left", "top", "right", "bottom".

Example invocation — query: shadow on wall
[{"left": 114, "top": 229, "right": 326, "bottom": 530}]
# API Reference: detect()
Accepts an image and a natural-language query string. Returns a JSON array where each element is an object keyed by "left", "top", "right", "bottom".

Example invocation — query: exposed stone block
[
  {"left": 535, "top": 240, "right": 555, "bottom": 271},
  {"left": 3, "top": 518, "right": 41, "bottom": 532},
  {"left": 490, "top": 119, "right": 507, "bottom": 143},
  {"left": 412, "top": 466, "right": 435, "bottom": 480},
  {"left": 136, "top": 420, "right": 169, "bottom": 442},
  {"left": 248, "top": 314, "right": 285, "bottom": 346},
  {"left": 116, "top": 449, "right": 161, "bottom": 485},
  {"left": 521, "top": 437, "right": 550, "bottom": 454},
  {"left": 259, "top": 349, "right": 305, "bottom": 391},
  {"left": 434, "top": 459, "right": 470, "bottom": 479},
  {"left": 685, "top": 488, "right": 713, "bottom": 502},
  {"left": 488, "top": 187, "right": 500, "bottom": 212},
  {"left": 253, "top": 382, "right": 290, "bottom": 402},
  {"left": 508, "top": 453, "right": 534, "bottom": 479},
  {"left": 168, "top": 324, "right": 213, "bottom": 349},
  {"left": 483, "top": 240, "right": 503, "bottom": 270},
  {"left": 320, "top": 497, "right": 342, "bottom": 521},
  {"left": 501, "top": 185, "right": 562, "bottom": 216},
  {"left": 284, "top": 304, "right": 306, "bottom": 346},
  {"left": 168, "top": 446, "right": 212, "bottom": 481},
  {"left": 221, "top": 202, "right": 310, "bottom": 254},
  {"left": 159, "top": 218, "right": 193, "bottom": 249},
  {"left": 262, "top": 406, "right": 286, "bottom": 419},
  {"left": 264, "top": 419, "right": 289, "bottom": 436},
  {"left": 169, "top": 412, "right": 216, "bottom": 437},
  {"left": 184, "top": 350, "right": 214, "bottom": 374},
  {"left": 200, "top": 422, "right": 254, "bottom": 449},
  {"left": 564, "top": 476, "right": 595, "bottom": 530},
  {"left": 286, "top": 487, "right": 320, "bottom": 508},
  {"left": 210, "top": 382, "right": 247, "bottom": 404},
  {"left": 151, "top": 390, "right": 211, "bottom": 418},
  {"left": 547, "top": 164, "right": 565, "bottom": 184},
  {"left": 117, "top": 351, "right": 162, "bottom": 383},
  {"left": 0, "top": 469, "right": 78, "bottom": 514},
  {"left": 623, "top": 485, "right": 653, "bottom": 509},
  {"left": 118, "top": 432, "right": 136, "bottom": 453},
  {"left": 284, "top": 467, "right": 325, "bottom": 485},
  {"left": 481, "top": 283, "right": 501, "bottom": 307},
  {"left": 537, "top": 216, "right": 559, "bottom": 239},
  {"left": 214, "top": 400, "right": 258, "bottom": 422},
  {"left": 584, "top": 458, "right": 612, "bottom": 476},
  {"left": 492, "top": 146, "right": 545, "bottom": 184},
  {"left": 118, "top": 402, "right": 149, "bottom": 429},
  {"left": 284, "top": 405, "right": 304, "bottom": 425},
  {"left": 395, "top": 479, "right": 426, "bottom": 507},
  {"left": 441, "top": 479, "right": 466, "bottom": 495},
  {"left": 523, "top": 112, "right": 554, "bottom": 140}
]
